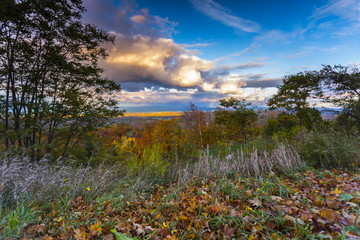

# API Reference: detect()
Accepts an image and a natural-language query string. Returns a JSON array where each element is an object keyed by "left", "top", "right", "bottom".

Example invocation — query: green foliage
[
  {"left": 295, "top": 128, "right": 360, "bottom": 170},
  {"left": 295, "top": 108, "right": 322, "bottom": 130},
  {"left": 319, "top": 65, "right": 360, "bottom": 129},
  {"left": 264, "top": 113, "right": 300, "bottom": 139},
  {"left": 215, "top": 97, "right": 259, "bottom": 143},
  {"left": 126, "top": 143, "right": 167, "bottom": 178},
  {"left": 267, "top": 72, "right": 321, "bottom": 113},
  {"left": 111, "top": 229, "right": 138, "bottom": 240},
  {"left": 0, "top": 0, "right": 123, "bottom": 160},
  {"left": 0, "top": 200, "right": 40, "bottom": 238}
]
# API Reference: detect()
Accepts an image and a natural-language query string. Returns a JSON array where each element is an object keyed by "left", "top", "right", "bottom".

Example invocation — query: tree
[
  {"left": 215, "top": 97, "right": 258, "bottom": 143},
  {"left": 320, "top": 65, "right": 360, "bottom": 129},
  {"left": 267, "top": 72, "right": 321, "bottom": 114},
  {"left": 180, "top": 103, "right": 207, "bottom": 147},
  {"left": 0, "top": 0, "right": 122, "bottom": 160}
]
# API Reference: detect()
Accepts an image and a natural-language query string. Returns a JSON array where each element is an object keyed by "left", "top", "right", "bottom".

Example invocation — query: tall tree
[{"left": 0, "top": 0, "right": 122, "bottom": 159}]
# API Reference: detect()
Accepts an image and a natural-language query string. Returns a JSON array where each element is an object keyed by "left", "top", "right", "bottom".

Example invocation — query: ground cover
[{"left": 12, "top": 170, "right": 360, "bottom": 240}]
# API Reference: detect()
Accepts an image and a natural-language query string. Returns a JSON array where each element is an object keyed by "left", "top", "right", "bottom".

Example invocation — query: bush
[{"left": 295, "top": 129, "right": 360, "bottom": 170}]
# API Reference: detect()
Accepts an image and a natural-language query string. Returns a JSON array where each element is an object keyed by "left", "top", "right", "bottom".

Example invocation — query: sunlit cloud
[{"left": 103, "top": 33, "right": 213, "bottom": 88}]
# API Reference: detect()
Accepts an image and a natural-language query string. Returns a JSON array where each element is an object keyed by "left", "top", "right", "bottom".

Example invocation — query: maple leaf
[
  {"left": 90, "top": 222, "right": 102, "bottom": 236},
  {"left": 332, "top": 188, "right": 342, "bottom": 195}
]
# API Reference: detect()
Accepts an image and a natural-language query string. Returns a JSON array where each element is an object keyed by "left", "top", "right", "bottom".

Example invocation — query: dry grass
[
  {"left": 0, "top": 144, "right": 303, "bottom": 207},
  {"left": 178, "top": 144, "right": 303, "bottom": 183},
  {"left": 0, "top": 156, "right": 122, "bottom": 206}
]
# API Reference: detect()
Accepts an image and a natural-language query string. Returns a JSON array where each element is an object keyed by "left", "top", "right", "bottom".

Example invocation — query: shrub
[{"left": 295, "top": 129, "right": 360, "bottom": 170}]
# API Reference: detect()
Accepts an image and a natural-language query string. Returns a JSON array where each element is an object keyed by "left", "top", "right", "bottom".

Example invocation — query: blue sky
[{"left": 83, "top": 0, "right": 359, "bottom": 112}]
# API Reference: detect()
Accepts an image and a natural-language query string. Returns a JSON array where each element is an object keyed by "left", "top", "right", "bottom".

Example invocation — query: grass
[{"left": 0, "top": 144, "right": 359, "bottom": 239}]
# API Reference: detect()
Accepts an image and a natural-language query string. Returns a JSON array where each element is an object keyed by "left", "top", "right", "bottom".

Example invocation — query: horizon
[{"left": 83, "top": 0, "right": 360, "bottom": 112}]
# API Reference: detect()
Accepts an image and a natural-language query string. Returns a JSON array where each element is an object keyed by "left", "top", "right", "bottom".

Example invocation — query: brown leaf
[
  {"left": 249, "top": 198, "right": 261, "bottom": 207},
  {"left": 320, "top": 209, "right": 336, "bottom": 222}
]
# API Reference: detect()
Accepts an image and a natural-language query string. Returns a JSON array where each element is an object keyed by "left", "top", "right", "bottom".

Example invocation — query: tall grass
[
  {"left": 0, "top": 144, "right": 303, "bottom": 208},
  {"left": 178, "top": 144, "right": 303, "bottom": 183},
  {"left": 0, "top": 156, "right": 124, "bottom": 208}
]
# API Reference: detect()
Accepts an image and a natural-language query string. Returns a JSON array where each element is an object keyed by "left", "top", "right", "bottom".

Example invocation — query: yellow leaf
[
  {"left": 90, "top": 222, "right": 101, "bottom": 232},
  {"left": 246, "top": 207, "right": 254, "bottom": 212},
  {"left": 178, "top": 214, "right": 188, "bottom": 221},
  {"left": 90, "top": 222, "right": 102, "bottom": 236},
  {"left": 248, "top": 234, "right": 256, "bottom": 240},
  {"left": 334, "top": 188, "right": 341, "bottom": 195}
]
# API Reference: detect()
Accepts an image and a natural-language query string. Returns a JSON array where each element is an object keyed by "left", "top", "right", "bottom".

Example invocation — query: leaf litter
[{"left": 18, "top": 170, "right": 360, "bottom": 239}]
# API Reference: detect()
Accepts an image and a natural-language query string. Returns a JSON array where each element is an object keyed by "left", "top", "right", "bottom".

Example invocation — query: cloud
[
  {"left": 189, "top": 0, "right": 262, "bottom": 33},
  {"left": 83, "top": 0, "right": 177, "bottom": 38},
  {"left": 284, "top": 51, "right": 310, "bottom": 59},
  {"left": 254, "top": 30, "right": 294, "bottom": 45},
  {"left": 302, "top": 0, "right": 360, "bottom": 34},
  {"left": 282, "top": 46, "right": 337, "bottom": 59},
  {"left": 311, "top": 0, "right": 360, "bottom": 23},
  {"left": 180, "top": 42, "right": 215, "bottom": 48},
  {"left": 113, "top": 87, "right": 201, "bottom": 104},
  {"left": 245, "top": 78, "right": 282, "bottom": 88},
  {"left": 83, "top": 0, "right": 271, "bottom": 105},
  {"left": 102, "top": 33, "right": 213, "bottom": 88},
  {"left": 213, "top": 62, "right": 266, "bottom": 73}
]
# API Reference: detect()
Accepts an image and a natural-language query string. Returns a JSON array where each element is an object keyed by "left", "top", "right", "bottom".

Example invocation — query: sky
[{"left": 83, "top": 0, "right": 360, "bottom": 112}]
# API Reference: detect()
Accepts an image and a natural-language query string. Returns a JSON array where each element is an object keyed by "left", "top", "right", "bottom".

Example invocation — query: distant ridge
[{"left": 124, "top": 112, "right": 181, "bottom": 117}]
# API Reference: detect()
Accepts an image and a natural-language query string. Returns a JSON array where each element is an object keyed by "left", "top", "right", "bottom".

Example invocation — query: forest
[{"left": 1, "top": 0, "right": 360, "bottom": 239}]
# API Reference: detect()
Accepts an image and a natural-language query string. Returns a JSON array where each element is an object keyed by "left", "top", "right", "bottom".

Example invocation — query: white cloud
[{"left": 189, "top": 0, "right": 262, "bottom": 33}]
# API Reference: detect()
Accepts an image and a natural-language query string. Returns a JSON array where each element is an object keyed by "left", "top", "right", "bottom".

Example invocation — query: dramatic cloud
[
  {"left": 102, "top": 34, "right": 213, "bottom": 88},
  {"left": 83, "top": 0, "right": 271, "bottom": 106},
  {"left": 189, "top": 0, "right": 262, "bottom": 33}
]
